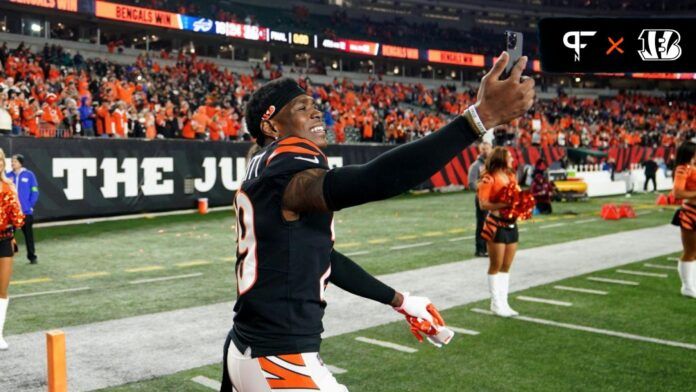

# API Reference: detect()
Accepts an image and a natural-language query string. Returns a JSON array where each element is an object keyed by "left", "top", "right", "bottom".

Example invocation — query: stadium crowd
[{"left": 0, "top": 42, "right": 694, "bottom": 148}]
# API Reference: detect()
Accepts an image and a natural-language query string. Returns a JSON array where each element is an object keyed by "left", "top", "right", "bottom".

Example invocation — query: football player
[{"left": 221, "top": 52, "right": 534, "bottom": 391}]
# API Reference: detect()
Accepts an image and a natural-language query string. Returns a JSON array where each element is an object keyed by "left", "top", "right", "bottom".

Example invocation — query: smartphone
[{"left": 502, "top": 30, "right": 523, "bottom": 80}]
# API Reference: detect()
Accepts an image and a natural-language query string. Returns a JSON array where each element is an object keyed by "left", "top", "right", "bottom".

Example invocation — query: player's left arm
[
  {"left": 329, "top": 249, "right": 399, "bottom": 305},
  {"left": 329, "top": 250, "right": 453, "bottom": 347}
]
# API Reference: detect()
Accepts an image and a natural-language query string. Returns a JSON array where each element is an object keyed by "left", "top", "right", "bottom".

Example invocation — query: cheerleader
[
  {"left": 671, "top": 141, "right": 696, "bottom": 298},
  {"left": 477, "top": 147, "right": 521, "bottom": 317},
  {"left": 0, "top": 148, "right": 25, "bottom": 350}
]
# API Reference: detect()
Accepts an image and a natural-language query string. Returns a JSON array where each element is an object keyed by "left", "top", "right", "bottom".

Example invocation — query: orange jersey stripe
[
  {"left": 278, "top": 137, "right": 326, "bottom": 159},
  {"left": 277, "top": 354, "right": 306, "bottom": 367},
  {"left": 266, "top": 145, "right": 321, "bottom": 165},
  {"left": 279, "top": 136, "right": 319, "bottom": 149},
  {"left": 258, "top": 357, "right": 319, "bottom": 390}
]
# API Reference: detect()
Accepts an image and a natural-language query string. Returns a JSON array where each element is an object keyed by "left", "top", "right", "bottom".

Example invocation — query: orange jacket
[
  {"left": 111, "top": 109, "right": 127, "bottom": 137},
  {"left": 41, "top": 104, "right": 64, "bottom": 125}
]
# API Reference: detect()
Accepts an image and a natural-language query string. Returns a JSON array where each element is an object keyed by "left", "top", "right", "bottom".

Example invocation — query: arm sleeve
[
  {"left": 477, "top": 174, "right": 493, "bottom": 203},
  {"left": 329, "top": 249, "right": 396, "bottom": 305},
  {"left": 323, "top": 116, "right": 480, "bottom": 211},
  {"left": 673, "top": 165, "right": 688, "bottom": 192}
]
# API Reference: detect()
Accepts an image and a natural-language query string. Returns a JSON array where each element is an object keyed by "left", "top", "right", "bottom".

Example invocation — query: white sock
[
  {"left": 0, "top": 297, "right": 8, "bottom": 339},
  {"left": 679, "top": 261, "right": 694, "bottom": 293}
]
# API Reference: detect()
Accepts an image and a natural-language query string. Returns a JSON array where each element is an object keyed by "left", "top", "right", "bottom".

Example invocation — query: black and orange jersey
[
  {"left": 673, "top": 164, "right": 696, "bottom": 193},
  {"left": 232, "top": 136, "right": 333, "bottom": 357},
  {"left": 477, "top": 170, "right": 517, "bottom": 204}
]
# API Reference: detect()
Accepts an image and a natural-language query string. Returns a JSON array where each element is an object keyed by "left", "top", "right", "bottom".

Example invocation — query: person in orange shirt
[
  {"left": 40, "top": 94, "right": 63, "bottom": 138},
  {"left": 22, "top": 98, "right": 40, "bottom": 137},
  {"left": 191, "top": 107, "right": 210, "bottom": 140},
  {"left": 110, "top": 102, "right": 128, "bottom": 138},
  {"left": 362, "top": 114, "right": 373, "bottom": 141},
  {"left": 116, "top": 81, "right": 135, "bottom": 106},
  {"left": 95, "top": 102, "right": 111, "bottom": 137},
  {"left": 477, "top": 147, "right": 521, "bottom": 317},
  {"left": 670, "top": 141, "right": 696, "bottom": 299},
  {"left": 142, "top": 109, "right": 157, "bottom": 140}
]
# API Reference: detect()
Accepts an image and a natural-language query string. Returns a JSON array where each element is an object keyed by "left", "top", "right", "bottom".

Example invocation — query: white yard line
[
  {"left": 354, "top": 337, "right": 417, "bottom": 353},
  {"left": 574, "top": 218, "right": 599, "bottom": 224},
  {"left": 553, "top": 285, "right": 607, "bottom": 295},
  {"left": 390, "top": 242, "right": 432, "bottom": 250},
  {"left": 517, "top": 296, "right": 572, "bottom": 307},
  {"left": 447, "top": 326, "right": 480, "bottom": 336},
  {"left": 344, "top": 251, "right": 370, "bottom": 257},
  {"left": 129, "top": 273, "right": 203, "bottom": 285},
  {"left": 471, "top": 308, "right": 696, "bottom": 350},
  {"left": 667, "top": 256, "right": 680, "bottom": 261},
  {"left": 326, "top": 365, "right": 348, "bottom": 375},
  {"left": 35, "top": 206, "right": 233, "bottom": 228},
  {"left": 539, "top": 223, "right": 565, "bottom": 229},
  {"left": 616, "top": 269, "right": 668, "bottom": 278},
  {"left": 448, "top": 236, "right": 475, "bottom": 242},
  {"left": 643, "top": 263, "right": 678, "bottom": 271},
  {"left": 191, "top": 376, "right": 221, "bottom": 390},
  {"left": 13, "top": 287, "right": 91, "bottom": 299},
  {"left": 587, "top": 277, "right": 639, "bottom": 286}
]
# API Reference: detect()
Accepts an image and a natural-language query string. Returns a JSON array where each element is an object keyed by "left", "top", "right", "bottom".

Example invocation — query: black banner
[
  {"left": 0, "top": 137, "right": 392, "bottom": 222},
  {"left": 539, "top": 18, "right": 696, "bottom": 73}
]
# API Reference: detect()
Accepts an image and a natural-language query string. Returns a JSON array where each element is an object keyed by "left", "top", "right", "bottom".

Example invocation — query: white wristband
[{"left": 465, "top": 105, "right": 490, "bottom": 137}]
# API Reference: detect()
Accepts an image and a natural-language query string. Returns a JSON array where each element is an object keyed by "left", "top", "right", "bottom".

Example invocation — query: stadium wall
[
  {"left": 0, "top": 137, "right": 672, "bottom": 222},
  {"left": 0, "top": 137, "right": 393, "bottom": 222}
]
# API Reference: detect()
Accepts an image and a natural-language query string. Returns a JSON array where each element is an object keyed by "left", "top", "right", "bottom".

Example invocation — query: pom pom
[{"left": 498, "top": 182, "right": 535, "bottom": 221}]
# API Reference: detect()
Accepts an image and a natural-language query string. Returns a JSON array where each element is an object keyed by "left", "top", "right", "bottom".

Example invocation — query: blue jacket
[
  {"left": 79, "top": 97, "right": 95, "bottom": 130},
  {"left": 7, "top": 169, "right": 39, "bottom": 215}
]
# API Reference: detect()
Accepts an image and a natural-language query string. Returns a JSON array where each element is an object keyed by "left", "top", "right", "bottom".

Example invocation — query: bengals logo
[{"left": 637, "top": 29, "right": 682, "bottom": 61}]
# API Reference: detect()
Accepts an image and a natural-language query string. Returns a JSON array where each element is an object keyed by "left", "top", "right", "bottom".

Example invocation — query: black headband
[{"left": 261, "top": 82, "right": 306, "bottom": 122}]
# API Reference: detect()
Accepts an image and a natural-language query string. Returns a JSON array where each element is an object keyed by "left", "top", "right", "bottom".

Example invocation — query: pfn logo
[
  {"left": 638, "top": 29, "right": 682, "bottom": 61},
  {"left": 563, "top": 31, "right": 597, "bottom": 61}
]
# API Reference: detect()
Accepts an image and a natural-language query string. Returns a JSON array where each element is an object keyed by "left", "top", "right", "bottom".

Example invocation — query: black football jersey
[{"left": 231, "top": 136, "right": 334, "bottom": 357}]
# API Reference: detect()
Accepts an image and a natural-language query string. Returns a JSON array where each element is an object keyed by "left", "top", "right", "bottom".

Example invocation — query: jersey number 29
[{"left": 234, "top": 191, "right": 257, "bottom": 294}]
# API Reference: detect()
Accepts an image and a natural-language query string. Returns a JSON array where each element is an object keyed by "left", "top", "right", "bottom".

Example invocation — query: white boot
[
  {"left": 0, "top": 297, "right": 8, "bottom": 350},
  {"left": 489, "top": 274, "right": 515, "bottom": 317},
  {"left": 678, "top": 261, "right": 696, "bottom": 298},
  {"left": 498, "top": 272, "right": 519, "bottom": 316}
]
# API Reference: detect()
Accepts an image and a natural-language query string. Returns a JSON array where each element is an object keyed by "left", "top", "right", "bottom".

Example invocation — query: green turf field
[
  {"left": 6, "top": 192, "right": 674, "bottom": 336},
  {"left": 97, "top": 252, "right": 693, "bottom": 392}
]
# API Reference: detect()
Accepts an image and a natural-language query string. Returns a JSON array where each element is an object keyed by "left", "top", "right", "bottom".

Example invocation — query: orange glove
[{"left": 394, "top": 293, "right": 454, "bottom": 347}]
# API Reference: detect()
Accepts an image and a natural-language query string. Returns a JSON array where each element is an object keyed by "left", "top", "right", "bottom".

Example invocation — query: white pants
[{"left": 226, "top": 343, "right": 349, "bottom": 392}]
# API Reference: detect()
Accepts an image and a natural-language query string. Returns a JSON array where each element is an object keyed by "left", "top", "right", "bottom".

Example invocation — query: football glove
[{"left": 393, "top": 292, "right": 454, "bottom": 347}]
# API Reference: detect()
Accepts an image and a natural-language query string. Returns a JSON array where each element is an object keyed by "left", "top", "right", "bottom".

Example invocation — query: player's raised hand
[
  {"left": 393, "top": 292, "right": 454, "bottom": 347},
  {"left": 475, "top": 52, "right": 535, "bottom": 130}
]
